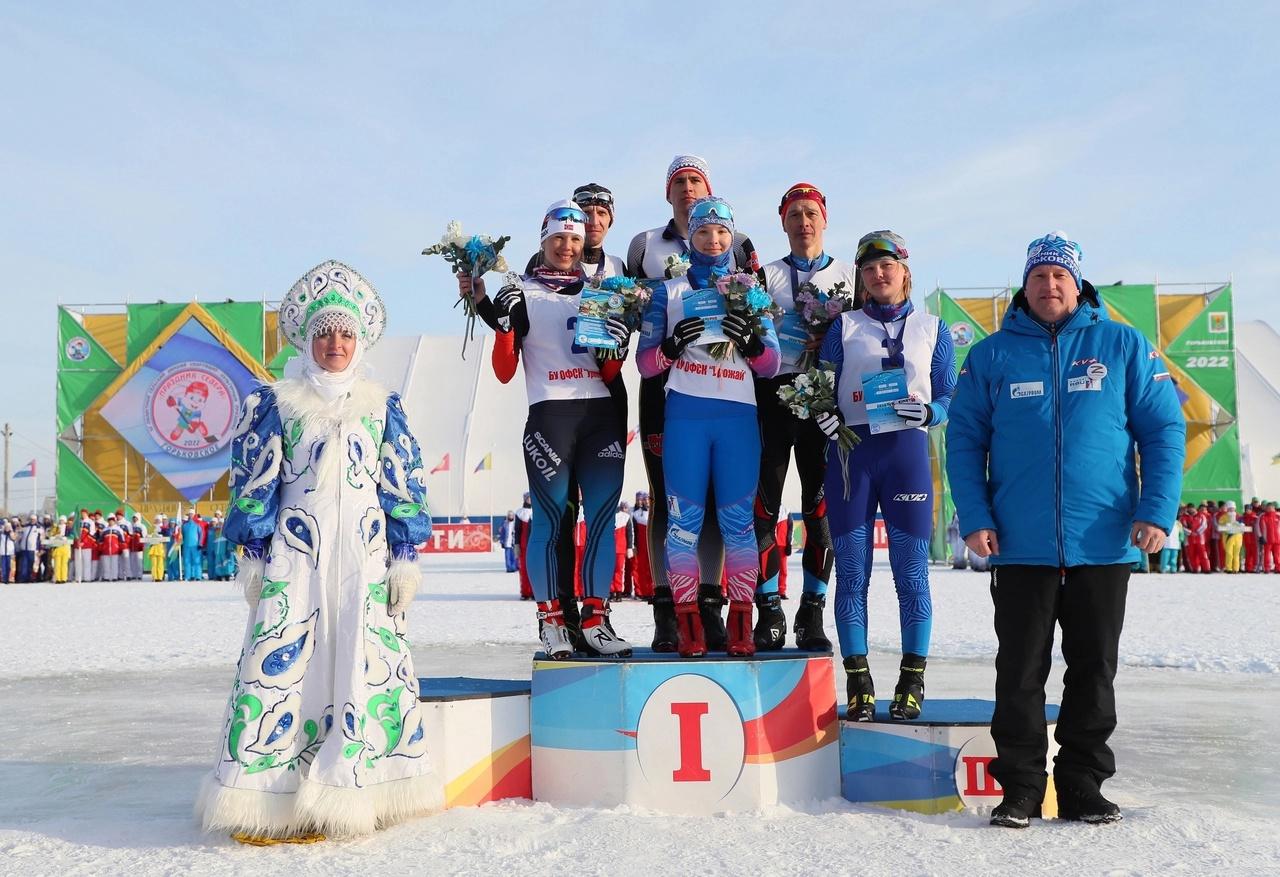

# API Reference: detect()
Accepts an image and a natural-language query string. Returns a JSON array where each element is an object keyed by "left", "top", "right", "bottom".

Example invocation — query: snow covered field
[{"left": 1, "top": 555, "right": 1277, "bottom": 876}]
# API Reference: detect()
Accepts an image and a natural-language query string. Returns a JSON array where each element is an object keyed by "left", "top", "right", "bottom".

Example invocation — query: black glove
[
  {"left": 722, "top": 313, "right": 764, "bottom": 357},
  {"left": 493, "top": 284, "right": 525, "bottom": 317},
  {"left": 661, "top": 317, "right": 705, "bottom": 360},
  {"left": 604, "top": 316, "right": 630, "bottom": 350}
]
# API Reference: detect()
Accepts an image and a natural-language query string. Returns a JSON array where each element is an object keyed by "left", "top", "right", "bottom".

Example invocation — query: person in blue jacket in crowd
[
  {"left": 180, "top": 510, "right": 204, "bottom": 581},
  {"left": 813, "top": 230, "right": 955, "bottom": 721},
  {"left": 946, "top": 232, "right": 1185, "bottom": 829}
]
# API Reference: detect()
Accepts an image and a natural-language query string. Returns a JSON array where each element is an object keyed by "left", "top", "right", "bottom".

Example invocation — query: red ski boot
[
  {"left": 675, "top": 602, "right": 706, "bottom": 658},
  {"left": 726, "top": 600, "right": 755, "bottom": 657}
]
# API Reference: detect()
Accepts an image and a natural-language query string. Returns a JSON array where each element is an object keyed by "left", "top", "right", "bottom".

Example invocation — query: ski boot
[
  {"left": 727, "top": 600, "right": 756, "bottom": 657},
  {"left": 560, "top": 596, "right": 587, "bottom": 653},
  {"left": 792, "top": 592, "right": 832, "bottom": 651},
  {"left": 536, "top": 600, "right": 573, "bottom": 660},
  {"left": 844, "top": 655, "right": 876, "bottom": 721},
  {"left": 650, "top": 586, "right": 679, "bottom": 652},
  {"left": 675, "top": 601, "right": 706, "bottom": 658},
  {"left": 579, "top": 596, "right": 633, "bottom": 658},
  {"left": 889, "top": 654, "right": 926, "bottom": 720},
  {"left": 752, "top": 592, "right": 786, "bottom": 651},
  {"left": 698, "top": 583, "right": 727, "bottom": 651}
]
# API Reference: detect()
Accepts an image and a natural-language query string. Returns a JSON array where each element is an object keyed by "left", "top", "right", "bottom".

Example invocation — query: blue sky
[{"left": 2, "top": 1, "right": 1277, "bottom": 507}]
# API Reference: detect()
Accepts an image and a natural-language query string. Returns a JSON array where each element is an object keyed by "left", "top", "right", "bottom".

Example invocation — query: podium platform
[
  {"left": 530, "top": 649, "right": 840, "bottom": 814},
  {"left": 417, "top": 677, "right": 531, "bottom": 808},
  {"left": 839, "top": 698, "right": 1061, "bottom": 815}
]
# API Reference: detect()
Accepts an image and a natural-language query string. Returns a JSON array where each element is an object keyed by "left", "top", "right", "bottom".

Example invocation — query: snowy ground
[{"left": 1, "top": 555, "right": 1277, "bottom": 876}]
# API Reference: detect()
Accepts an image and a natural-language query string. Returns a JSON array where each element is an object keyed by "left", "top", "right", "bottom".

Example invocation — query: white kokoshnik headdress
[
  {"left": 279, "top": 260, "right": 387, "bottom": 403},
  {"left": 280, "top": 260, "right": 387, "bottom": 350}
]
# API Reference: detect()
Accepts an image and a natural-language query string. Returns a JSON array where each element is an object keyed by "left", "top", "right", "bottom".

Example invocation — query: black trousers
[
  {"left": 752, "top": 375, "right": 832, "bottom": 592},
  {"left": 988, "top": 563, "right": 1129, "bottom": 800}
]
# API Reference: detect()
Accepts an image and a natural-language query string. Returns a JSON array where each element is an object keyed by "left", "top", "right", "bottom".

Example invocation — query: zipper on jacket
[{"left": 1051, "top": 333, "right": 1065, "bottom": 568}]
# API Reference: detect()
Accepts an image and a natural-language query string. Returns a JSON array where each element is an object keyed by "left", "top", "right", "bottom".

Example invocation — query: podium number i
[{"left": 670, "top": 702, "right": 711, "bottom": 782}]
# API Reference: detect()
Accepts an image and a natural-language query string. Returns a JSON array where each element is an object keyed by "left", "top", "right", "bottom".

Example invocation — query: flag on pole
[
  {"left": 473, "top": 453, "right": 492, "bottom": 473},
  {"left": 12, "top": 459, "right": 35, "bottom": 479},
  {"left": 430, "top": 453, "right": 451, "bottom": 474}
]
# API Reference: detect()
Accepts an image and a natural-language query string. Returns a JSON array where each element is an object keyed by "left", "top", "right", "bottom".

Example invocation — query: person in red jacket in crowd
[
  {"left": 1261, "top": 501, "right": 1280, "bottom": 573},
  {"left": 631, "top": 491, "right": 654, "bottom": 599},
  {"left": 1177, "top": 505, "right": 1197, "bottom": 572},
  {"left": 775, "top": 505, "right": 793, "bottom": 598},
  {"left": 514, "top": 493, "right": 533, "bottom": 600},
  {"left": 1241, "top": 503, "right": 1259, "bottom": 572},
  {"left": 75, "top": 510, "right": 98, "bottom": 582},
  {"left": 1204, "top": 501, "right": 1220, "bottom": 571},
  {"left": 1184, "top": 504, "right": 1210, "bottom": 573},
  {"left": 610, "top": 501, "right": 631, "bottom": 599},
  {"left": 100, "top": 514, "right": 124, "bottom": 582}
]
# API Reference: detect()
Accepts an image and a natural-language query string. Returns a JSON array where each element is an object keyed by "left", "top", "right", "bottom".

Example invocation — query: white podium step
[{"left": 417, "top": 677, "right": 531, "bottom": 808}]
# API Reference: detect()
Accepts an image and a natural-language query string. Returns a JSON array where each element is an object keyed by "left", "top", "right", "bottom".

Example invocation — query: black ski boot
[
  {"left": 752, "top": 592, "right": 787, "bottom": 651},
  {"left": 698, "top": 583, "right": 728, "bottom": 651},
  {"left": 844, "top": 655, "right": 875, "bottom": 721},
  {"left": 792, "top": 592, "right": 832, "bottom": 651},
  {"left": 560, "top": 597, "right": 587, "bottom": 654},
  {"left": 889, "top": 654, "right": 926, "bottom": 720},
  {"left": 650, "top": 586, "right": 679, "bottom": 653}
]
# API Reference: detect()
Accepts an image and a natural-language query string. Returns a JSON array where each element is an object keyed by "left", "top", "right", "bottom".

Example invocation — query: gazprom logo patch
[{"left": 1010, "top": 381, "right": 1044, "bottom": 399}]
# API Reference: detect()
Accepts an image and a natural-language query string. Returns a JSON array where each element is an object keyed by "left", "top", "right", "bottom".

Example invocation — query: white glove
[
  {"left": 892, "top": 400, "right": 933, "bottom": 427},
  {"left": 386, "top": 559, "right": 422, "bottom": 616},
  {"left": 815, "top": 411, "right": 843, "bottom": 440},
  {"left": 237, "top": 555, "right": 266, "bottom": 609}
]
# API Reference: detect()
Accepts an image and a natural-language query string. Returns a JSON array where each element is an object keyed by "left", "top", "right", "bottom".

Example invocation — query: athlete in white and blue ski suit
[{"left": 816, "top": 230, "right": 955, "bottom": 721}]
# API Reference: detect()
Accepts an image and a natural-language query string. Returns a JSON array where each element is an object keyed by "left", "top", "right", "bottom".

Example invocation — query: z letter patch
[{"left": 1009, "top": 381, "right": 1044, "bottom": 399}]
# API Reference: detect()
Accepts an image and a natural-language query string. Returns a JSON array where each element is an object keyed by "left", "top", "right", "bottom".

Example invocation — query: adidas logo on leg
[{"left": 597, "top": 441, "right": 625, "bottom": 459}]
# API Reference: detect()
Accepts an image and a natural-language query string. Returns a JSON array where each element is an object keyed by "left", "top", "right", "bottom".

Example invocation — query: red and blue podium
[
  {"left": 529, "top": 649, "right": 840, "bottom": 814},
  {"left": 419, "top": 664, "right": 1059, "bottom": 817}
]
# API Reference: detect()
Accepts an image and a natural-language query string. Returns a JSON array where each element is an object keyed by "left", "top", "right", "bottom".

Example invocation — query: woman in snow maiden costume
[
  {"left": 196, "top": 260, "right": 441, "bottom": 842},
  {"left": 461, "top": 200, "right": 633, "bottom": 659},
  {"left": 814, "top": 231, "right": 956, "bottom": 721},
  {"left": 637, "top": 197, "right": 781, "bottom": 657}
]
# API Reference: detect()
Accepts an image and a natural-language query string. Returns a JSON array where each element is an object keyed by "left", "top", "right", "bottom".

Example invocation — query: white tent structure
[
  {"left": 367, "top": 334, "right": 808, "bottom": 519},
  {"left": 1236, "top": 320, "right": 1280, "bottom": 502}
]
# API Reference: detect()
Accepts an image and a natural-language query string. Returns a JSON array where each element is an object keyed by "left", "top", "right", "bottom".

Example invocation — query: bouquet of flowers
[
  {"left": 708, "top": 272, "right": 781, "bottom": 360},
  {"left": 421, "top": 220, "right": 511, "bottom": 356},
  {"left": 663, "top": 252, "right": 690, "bottom": 278},
  {"left": 776, "top": 363, "right": 860, "bottom": 451},
  {"left": 791, "top": 280, "right": 856, "bottom": 370},
  {"left": 576, "top": 276, "right": 654, "bottom": 359}
]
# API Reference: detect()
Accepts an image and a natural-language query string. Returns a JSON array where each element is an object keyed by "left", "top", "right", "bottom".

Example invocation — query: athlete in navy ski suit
[{"left": 815, "top": 231, "right": 955, "bottom": 721}]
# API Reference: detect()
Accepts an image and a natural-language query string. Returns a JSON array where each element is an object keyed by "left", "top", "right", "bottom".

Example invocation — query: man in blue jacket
[{"left": 946, "top": 233, "right": 1185, "bottom": 828}]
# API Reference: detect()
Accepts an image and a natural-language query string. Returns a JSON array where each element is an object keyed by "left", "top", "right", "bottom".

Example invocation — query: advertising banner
[{"left": 421, "top": 523, "right": 493, "bottom": 553}]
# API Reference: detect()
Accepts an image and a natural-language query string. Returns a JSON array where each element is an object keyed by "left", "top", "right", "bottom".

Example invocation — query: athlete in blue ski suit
[{"left": 815, "top": 230, "right": 955, "bottom": 721}]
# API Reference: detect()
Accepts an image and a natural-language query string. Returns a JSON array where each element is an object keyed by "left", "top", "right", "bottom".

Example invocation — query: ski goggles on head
[
  {"left": 689, "top": 198, "right": 733, "bottom": 222},
  {"left": 573, "top": 185, "right": 614, "bottom": 209},
  {"left": 778, "top": 185, "right": 826, "bottom": 214},
  {"left": 856, "top": 235, "right": 909, "bottom": 264},
  {"left": 545, "top": 205, "right": 588, "bottom": 224}
]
